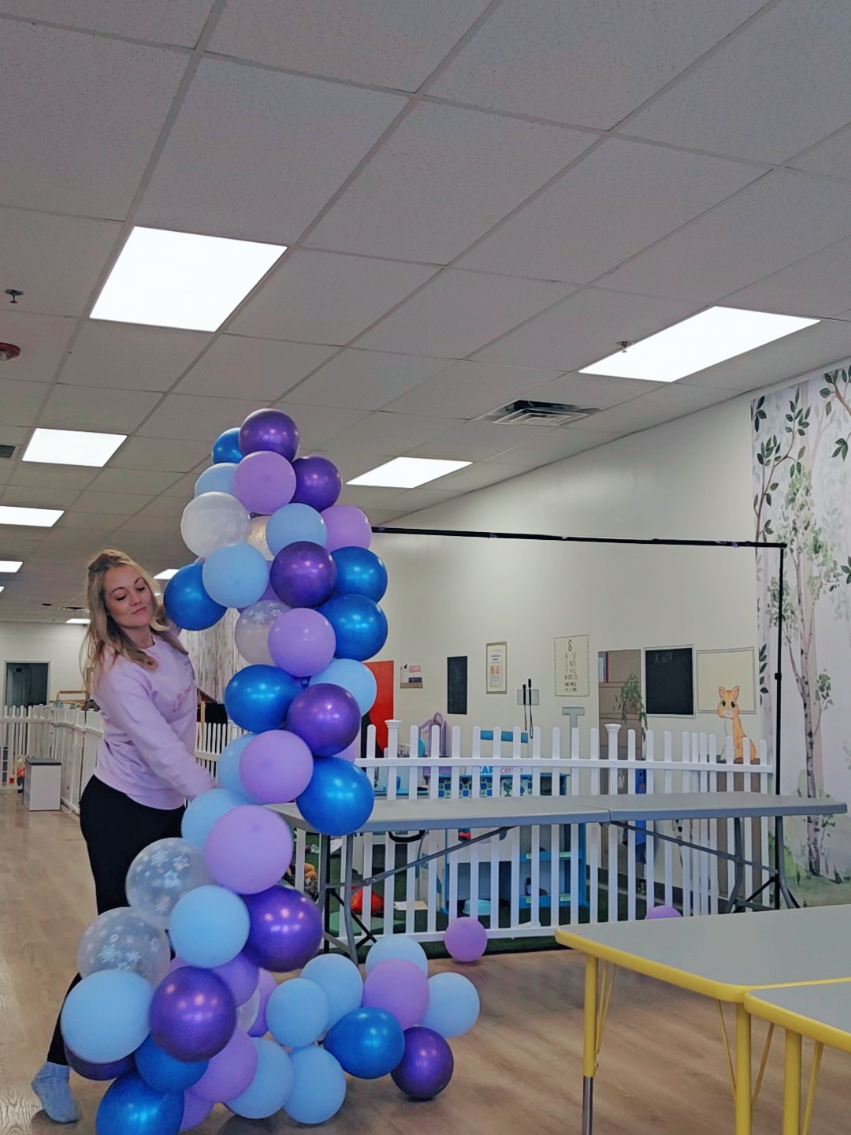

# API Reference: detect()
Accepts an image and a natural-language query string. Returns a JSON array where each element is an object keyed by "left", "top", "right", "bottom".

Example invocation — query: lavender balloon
[
  {"left": 645, "top": 904, "right": 681, "bottom": 920},
  {"left": 248, "top": 969, "right": 277, "bottom": 1038},
  {"left": 268, "top": 608, "right": 336, "bottom": 677},
  {"left": 242, "top": 885, "right": 322, "bottom": 973},
  {"left": 233, "top": 450, "right": 296, "bottom": 515},
  {"left": 270, "top": 541, "right": 337, "bottom": 609},
  {"left": 292, "top": 456, "right": 342, "bottom": 512},
  {"left": 322, "top": 504, "right": 372, "bottom": 552},
  {"left": 192, "top": 1028, "right": 258, "bottom": 1103},
  {"left": 287, "top": 683, "right": 360, "bottom": 757},
  {"left": 180, "top": 1091, "right": 213, "bottom": 1132},
  {"left": 444, "top": 917, "right": 487, "bottom": 962},
  {"left": 239, "top": 730, "right": 314, "bottom": 804},
  {"left": 150, "top": 967, "right": 236, "bottom": 1063},
  {"left": 204, "top": 805, "right": 294, "bottom": 895},
  {"left": 240, "top": 409, "right": 299, "bottom": 461},
  {"left": 362, "top": 959, "right": 430, "bottom": 1031},
  {"left": 391, "top": 1027, "right": 454, "bottom": 1100},
  {"left": 212, "top": 951, "right": 258, "bottom": 1007}
]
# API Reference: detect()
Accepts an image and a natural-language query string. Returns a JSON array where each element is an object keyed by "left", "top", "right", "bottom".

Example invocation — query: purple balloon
[
  {"left": 242, "top": 885, "right": 322, "bottom": 973},
  {"left": 248, "top": 969, "right": 277, "bottom": 1038},
  {"left": 192, "top": 1028, "right": 258, "bottom": 1103},
  {"left": 293, "top": 456, "right": 342, "bottom": 512},
  {"left": 239, "top": 730, "right": 314, "bottom": 804},
  {"left": 240, "top": 409, "right": 300, "bottom": 462},
  {"left": 233, "top": 450, "right": 296, "bottom": 515},
  {"left": 213, "top": 952, "right": 259, "bottom": 1007},
  {"left": 180, "top": 1090, "right": 213, "bottom": 1131},
  {"left": 150, "top": 966, "right": 236, "bottom": 1063},
  {"left": 336, "top": 736, "right": 359, "bottom": 763},
  {"left": 362, "top": 959, "right": 430, "bottom": 1031},
  {"left": 204, "top": 805, "right": 294, "bottom": 895},
  {"left": 268, "top": 608, "right": 336, "bottom": 677},
  {"left": 645, "top": 904, "right": 681, "bottom": 920},
  {"left": 287, "top": 683, "right": 361, "bottom": 757},
  {"left": 444, "top": 917, "right": 487, "bottom": 963},
  {"left": 270, "top": 541, "right": 337, "bottom": 609},
  {"left": 391, "top": 1027, "right": 454, "bottom": 1100},
  {"left": 65, "top": 1046, "right": 135, "bottom": 1082},
  {"left": 322, "top": 504, "right": 372, "bottom": 552}
]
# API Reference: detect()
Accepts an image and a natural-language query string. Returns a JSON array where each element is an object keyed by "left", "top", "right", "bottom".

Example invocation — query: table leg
[
  {"left": 783, "top": 1030, "right": 802, "bottom": 1135},
  {"left": 318, "top": 834, "right": 331, "bottom": 952},
  {"left": 724, "top": 818, "right": 745, "bottom": 913},
  {"left": 582, "top": 955, "right": 598, "bottom": 1135},
  {"left": 340, "top": 833, "right": 358, "bottom": 964},
  {"left": 775, "top": 818, "right": 799, "bottom": 909},
  {"left": 735, "top": 1005, "right": 752, "bottom": 1135}
]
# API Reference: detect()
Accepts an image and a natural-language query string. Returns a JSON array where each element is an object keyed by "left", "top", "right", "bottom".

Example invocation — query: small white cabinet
[{"left": 24, "top": 757, "right": 62, "bottom": 811}]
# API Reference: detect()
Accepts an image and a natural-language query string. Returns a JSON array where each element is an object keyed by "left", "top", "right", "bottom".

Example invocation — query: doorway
[{"left": 4, "top": 662, "right": 49, "bottom": 708}]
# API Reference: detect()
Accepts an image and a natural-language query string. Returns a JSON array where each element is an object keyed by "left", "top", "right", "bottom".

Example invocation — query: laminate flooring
[{"left": 1, "top": 792, "right": 848, "bottom": 1135}]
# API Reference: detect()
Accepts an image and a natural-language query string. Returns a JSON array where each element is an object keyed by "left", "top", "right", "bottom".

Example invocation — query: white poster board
[
  {"left": 696, "top": 648, "right": 756, "bottom": 713},
  {"left": 554, "top": 635, "right": 590, "bottom": 697}
]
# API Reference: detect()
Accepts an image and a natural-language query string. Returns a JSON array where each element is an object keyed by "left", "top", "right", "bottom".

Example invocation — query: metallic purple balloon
[
  {"left": 287, "top": 682, "right": 361, "bottom": 757},
  {"left": 65, "top": 1046, "right": 135, "bottom": 1082},
  {"left": 292, "top": 456, "right": 342, "bottom": 512},
  {"left": 242, "top": 885, "right": 322, "bottom": 973},
  {"left": 270, "top": 541, "right": 337, "bottom": 609},
  {"left": 391, "top": 1027, "right": 454, "bottom": 1099},
  {"left": 239, "top": 409, "right": 300, "bottom": 462},
  {"left": 150, "top": 966, "right": 237, "bottom": 1063}
]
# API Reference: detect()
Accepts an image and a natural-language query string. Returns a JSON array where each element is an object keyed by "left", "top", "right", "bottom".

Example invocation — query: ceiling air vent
[
  {"left": 0, "top": 444, "right": 15, "bottom": 459},
  {"left": 481, "top": 399, "right": 600, "bottom": 427}
]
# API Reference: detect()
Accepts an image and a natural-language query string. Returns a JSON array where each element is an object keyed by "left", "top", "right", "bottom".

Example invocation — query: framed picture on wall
[{"left": 486, "top": 642, "right": 507, "bottom": 694}]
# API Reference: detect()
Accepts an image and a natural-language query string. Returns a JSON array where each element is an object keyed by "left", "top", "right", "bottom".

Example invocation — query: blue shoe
[{"left": 32, "top": 1062, "right": 79, "bottom": 1123}]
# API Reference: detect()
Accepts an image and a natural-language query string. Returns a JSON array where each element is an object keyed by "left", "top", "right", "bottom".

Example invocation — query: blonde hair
[{"left": 82, "top": 549, "right": 186, "bottom": 694}]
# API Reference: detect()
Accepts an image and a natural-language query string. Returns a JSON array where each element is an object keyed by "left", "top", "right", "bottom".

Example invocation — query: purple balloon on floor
[
  {"left": 292, "top": 455, "right": 342, "bottom": 512},
  {"left": 391, "top": 1027, "right": 454, "bottom": 1100},
  {"left": 65, "top": 1046, "right": 135, "bottom": 1082},
  {"left": 645, "top": 904, "right": 681, "bottom": 920},
  {"left": 150, "top": 967, "right": 236, "bottom": 1063},
  {"left": 270, "top": 541, "right": 337, "bottom": 609},
  {"left": 239, "top": 409, "right": 299, "bottom": 462},
  {"left": 287, "top": 682, "right": 361, "bottom": 757},
  {"left": 242, "top": 885, "right": 323, "bottom": 973}
]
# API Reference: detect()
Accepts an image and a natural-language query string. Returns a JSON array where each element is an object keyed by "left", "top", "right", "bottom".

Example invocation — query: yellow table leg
[
  {"left": 735, "top": 1004, "right": 752, "bottom": 1135},
  {"left": 582, "top": 956, "right": 598, "bottom": 1135},
  {"left": 783, "top": 1030, "right": 802, "bottom": 1135}
]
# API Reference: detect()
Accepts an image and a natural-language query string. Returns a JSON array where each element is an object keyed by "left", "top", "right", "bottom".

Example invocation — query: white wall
[
  {"left": 373, "top": 393, "right": 762, "bottom": 753},
  {"left": 0, "top": 623, "right": 87, "bottom": 703}
]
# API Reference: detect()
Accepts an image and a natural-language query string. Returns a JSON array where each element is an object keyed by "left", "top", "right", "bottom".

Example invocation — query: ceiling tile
[
  {"left": 177, "top": 337, "right": 337, "bottom": 400},
  {"left": 108, "top": 436, "right": 211, "bottom": 472},
  {"left": 61, "top": 323, "right": 211, "bottom": 391},
  {"left": 0, "top": 427, "right": 29, "bottom": 447},
  {"left": 229, "top": 251, "right": 437, "bottom": 345},
  {"left": 384, "top": 360, "right": 562, "bottom": 419},
  {"left": 458, "top": 139, "right": 761, "bottom": 283},
  {"left": 138, "top": 59, "right": 406, "bottom": 243},
  {"left": 324, "top": 410, "right": 460, "bottom": 456},
  {"left": 160, "top": 473, "right": 201, "bottom": 500},
  {"left": 474, "top": 287, "right": 696, "bottom": 371},
  {"left": 113, "top": 513, "right": 181, "bottom": 534},
  {"left": 10, "top": 465, "right": 98, "bottom": 490},
  {"left": 338, "top": 484, "right": 409, "bottom": 507},
  {"left": 481, "top": 427, "right": 620, "bottom": 467},
  {"left": 0, "top": 483, "right": 80, "bottom": 508},
  {"left": 1, "top": 208, "right": 122, "bottom": 318},
  {"left": 430, "top": 0, "right": 768, "bottom": 128},
  {"left": 791, "top": 123, "right": 851, "bottom": 180},
  {"left": 40, "top": 385, "right": 162, "bottom": 432},
  {"left": 0, "top": 23, "right": 188, "bottom": 217},
  {"left": 286, "top": 350, "right": 448, "bottom": 411},
  {"left": 88, "top": 468, "right": 180, "bottom": 494},
  {"left": 410, "top": 419, "right": 547, "bottom": 461},
  {"left": 0, "top": 311, "right": 75, "bottom": 383},
  {"left": 379, "top": 486, "right": 458, "bottom": 513},
  {"left": 723, "top": 237, "right": 851, "bottom": 319},
  {"left": 600, "top": 172, "right": 851, "bottom": 304},
  {"left": 0, "top": 1, "right": 217, "bottom": 44},
  {"left": 0, "top": 380, "right": 48, "bottom": 426},
  {"left": 275, "top": 404, "right": 371, "bottom": 450},
  {"left": 208, "top": 0, "right": 490, "bottom": 91},
  {"left": 137, "top": 393, "right": 266, "bottom": 440},
  {"left": 523, "top": 372, "right": 662, "bottom": 410},
  {"left": 427, "top": 461, "right": 522, "bottom": 492},
  {"left": 0, "top": 463, "right": 13, "bottom": 486},
  {"left": 356, "top": 271, "right": 574, "bottom": 358},
  {"left": 58, "top": 511, "right": 129, "bottom": 531},
  {"left": 74, "top": 490, "right": 154, "bottom": 514},
  {"left": 627, "top": 0, "right": 851, "bottom": 164},
  {"left": 569, "top": 383, "right": 733, "bottom": 434},
  {"left": 307, "top": 104, "right": 594, "bottom": 263}
]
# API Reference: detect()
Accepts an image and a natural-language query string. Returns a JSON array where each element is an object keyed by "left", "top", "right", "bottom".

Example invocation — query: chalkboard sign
[
  {"left": 447, "top": 656, "right": 468, "bottom": 715},
  {"left": 645, "top": 647, "right": 694, "bottom": 716}
]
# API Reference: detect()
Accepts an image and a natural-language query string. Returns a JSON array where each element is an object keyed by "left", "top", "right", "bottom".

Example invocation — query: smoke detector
[
  {"left": 0, "top": 343, "right": 20, "bottom": 362},
  {"left": 481, "top": 399, "right": 600, "bottom": 427}
]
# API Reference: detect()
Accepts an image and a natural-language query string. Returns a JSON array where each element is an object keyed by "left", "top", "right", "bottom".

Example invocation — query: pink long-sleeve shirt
[{"left": 92, "top": 638, "right": 214, "bottom": 810}]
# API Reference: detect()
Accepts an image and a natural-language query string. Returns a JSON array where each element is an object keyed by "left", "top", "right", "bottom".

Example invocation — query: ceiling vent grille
[
  {"left": 0, "top": 445, "right": 15, "bottom": 459},
  {"left": 481, "top": 399, "right": 600, "bottom": 427}
]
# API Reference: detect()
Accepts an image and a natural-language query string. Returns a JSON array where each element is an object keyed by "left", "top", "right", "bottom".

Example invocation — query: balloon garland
[{"left": 61, "top": 409, "right": 481, "bottom": 1132}]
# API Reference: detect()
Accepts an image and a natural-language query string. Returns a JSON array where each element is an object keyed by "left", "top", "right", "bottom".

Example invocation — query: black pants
[{"left": 47, "top": 776, "right": 185, "bottom": 1064}]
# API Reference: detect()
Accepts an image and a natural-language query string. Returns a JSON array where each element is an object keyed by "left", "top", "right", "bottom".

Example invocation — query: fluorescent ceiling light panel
[
  {"left": 154, "top": 568, "right": 179, "bottom": 580},
  {"left": 348, "top": 457, "right": 471, "bottom": 488},
  {"left": 23, "top": 428, "right": 127, "bottom": 467},
  {"left": 0, "top": 587, "right": 4, "bottom": 594},
  {"left": 0, "top": 560, "right": 22, "bottom": 572},
  {"left": 67, "top": 618, "right": 90, "bottom": 624},
  {"left": 0, "top": 506, "right": 63, "bottom": 527},
  {"left": 580, "top": 307, "right": 819, "bottom": 382},
  {"left": 91, "top": 226, "right": 286, "bottom": 332}
]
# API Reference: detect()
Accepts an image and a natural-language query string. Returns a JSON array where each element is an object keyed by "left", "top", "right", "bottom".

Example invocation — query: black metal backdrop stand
[{"left": 373, "top": 525, "right": 788, "bottom": 908}]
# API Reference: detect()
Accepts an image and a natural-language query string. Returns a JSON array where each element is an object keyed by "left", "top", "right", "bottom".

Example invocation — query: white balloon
[
  {"left": 235, "top": 599, "right": 289, "bottom": 665},
  {"left": 77, "top": 907, "right": 171, "bottom": 986},
  {"left": 181, "top": 491, "right": 250, "bottom": 558},
  {"left": 237, "top": 984, "right": 261, "bottom": 1032},
  {"left": 247, "top": 515, "right": 273, "bottom": 561},
  {"left": 125, "top": 837, "right": 211, "bottom": 930}
]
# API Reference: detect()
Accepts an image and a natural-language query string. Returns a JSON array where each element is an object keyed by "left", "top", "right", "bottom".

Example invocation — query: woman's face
[{"left": 103, "top": 565, "right": 153, "bottom": 629}]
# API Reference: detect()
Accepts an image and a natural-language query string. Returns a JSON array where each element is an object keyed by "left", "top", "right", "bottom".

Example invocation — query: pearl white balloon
[
  {"left": 77, "top": 908, "right": 170, "bottom": 986},
  {"left": 125, "top": 837, "right": 211, "bottom": 929},
  {"left": 235, "top": 600, "right": 289, "bottom": 665},
  {"left": 181, "top": 491, "right": 250, "bottom": 558}
]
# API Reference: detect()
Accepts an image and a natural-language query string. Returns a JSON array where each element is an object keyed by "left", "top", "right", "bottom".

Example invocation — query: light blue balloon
[
  {"left": 300, "top": 953, "right": 363, "bottom": 1028},
  {"left": 420, "top": 972, "right": 480, "bottom": 1038},
  {"left": 310, "top": 658, "right": 377, "bottom": 715},
  {"left": 181, "top": 788, "right": 244, "bottom": 849},
  {"left": 364, "top": 934, "right": 428, "bottom": 976},
  {"left": 216, "top": 734, "right": 258, "bottom": 801},
  {"left": 60, "top": 970, "right": 152, "bottom": 1064},
  {"left": 202, "top": 542, "right": 269, "bottom": 609},
  {"left": 168, "top": 885, "right": 249, "bottom": 969},
  {"left": 284, "top": 1046, "right": 346, "bottom": 1125},
  {"left": 195, "top": 463, "right": 238, "bottom": 498},
  {"left": 267, "top": 978, "right": 329, "bottom": 1048},
  {"left": 227, "top": 1038, "right": 294, "bottom": 1119},
  {"left": 267, "top": 503, "right": 328, "bottom": 556}
]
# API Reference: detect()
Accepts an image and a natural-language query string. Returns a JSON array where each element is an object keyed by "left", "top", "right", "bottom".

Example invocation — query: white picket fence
[{"left": 1, "top": 706, "right": 773, "bottom": 942}]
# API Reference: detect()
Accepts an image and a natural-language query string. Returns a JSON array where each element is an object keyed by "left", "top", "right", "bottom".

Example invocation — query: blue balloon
[
  {"left": 324, "top": 1007, "right": 405, "bottom": 1080},
  {"left": 319, "top": 595, "right": 388, "bottom": 662},
  {"left": 267, "top": 978, "right": 329, "bottom": 1048},
  {"left": 96, "top": 1071, "right": 183, "bottom": 1135},
  {"left": 135, "top": 1036, "right": 207, "bottom": 1094},
  {"left": 168, "top": 886, "right": 250, "bottom": 969},
  {"left": 332, "top": 548, "right": 388, "bottom": 602},
  {"left": 215, "top": 735, "right": 258, "bottom": 801},
  {"left": 163, "top": 563, "right": 226, "bottom": 632},
  {"left": 202, "top": 542, "right": 269, "bottom": 609},
  {"left": 181, "top": 787, "right": 245, "bottom": 848},
  {"left": 420, "top": 972, "right": 480, "bottom": 1037},
  {"left": 300, "top": 954, "right": 364, "bottom": 1029},
  {"left": 225, "top": 665, "right": 301, "bottom": 733},
  {"left": 267, "top": 503, "right": 328, "bottom": 556},
  {"left": 194, "top": 463, "right": 238, "bottom": 497},
  {"left": 212, "top": 427, "right": 243, "bottom": 465},
  {"left": 309, "top": 658, "right": 377, "bottom": 715},
  {"left": 227, "top": 1038, "right": 294, "bottom": 1119},
  {"left": 284, "top": 1047, "right": 346, "bottom": 1125},
  {"left": 61, "top": 970, "right": 152, "bottom": 1064},
  {"left": 364, "top": 934, "right": 429, "bottom": 976},
  {"left": 296, "top": 756, "right": 374, "bottom": 837}
]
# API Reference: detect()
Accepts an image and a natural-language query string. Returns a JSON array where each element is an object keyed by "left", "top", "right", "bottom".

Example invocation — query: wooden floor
[{"left": 2, "top": 791, "right": 849, "bottom": 1135}]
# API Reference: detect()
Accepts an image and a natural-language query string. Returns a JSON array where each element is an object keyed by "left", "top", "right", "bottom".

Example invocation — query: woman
[{"left": 33, "top": 550, "right": 214, "bottom": 1123}]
